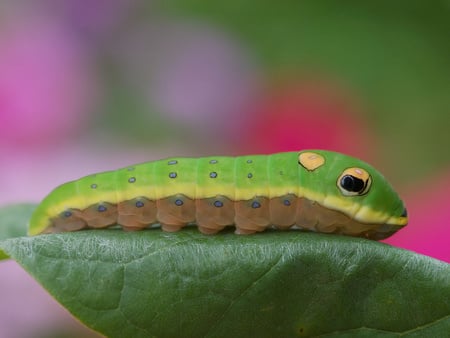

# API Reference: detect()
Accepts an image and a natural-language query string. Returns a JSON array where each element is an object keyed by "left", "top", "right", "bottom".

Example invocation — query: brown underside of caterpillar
[{"left": 44, "top": 195, "right": 397, "bottom": 240}]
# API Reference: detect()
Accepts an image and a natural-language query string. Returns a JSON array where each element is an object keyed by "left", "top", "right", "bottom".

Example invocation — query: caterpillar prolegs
[{"left": 28, "top": 150, "right": 408, "bottom": 240}]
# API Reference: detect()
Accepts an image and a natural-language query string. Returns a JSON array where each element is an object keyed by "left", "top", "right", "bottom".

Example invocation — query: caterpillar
[{"left": 28, "top": 150, "right": 408, "bottom": 240}]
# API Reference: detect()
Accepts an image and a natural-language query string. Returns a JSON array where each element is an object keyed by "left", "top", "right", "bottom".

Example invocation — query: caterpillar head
[{"left": 298, "top": 150, "right": 408, "bottom": 240}]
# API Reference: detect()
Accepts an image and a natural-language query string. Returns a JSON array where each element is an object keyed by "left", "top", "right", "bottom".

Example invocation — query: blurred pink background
[{"left": 0, "top": 1, "right": 448, "bottom": 337}]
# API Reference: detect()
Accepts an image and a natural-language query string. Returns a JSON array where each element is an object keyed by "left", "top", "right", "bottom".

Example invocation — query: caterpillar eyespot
[
  {"left": 28, "top": 150, "right": 408, "bottom": 240},
  {"left": 340, "top": 175, "right": 365, "bottom": 193},
  {"left": 337, "top": 167, "right": 372, "bottom": 196}
]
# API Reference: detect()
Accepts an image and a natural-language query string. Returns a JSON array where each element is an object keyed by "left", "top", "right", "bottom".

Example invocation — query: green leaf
[
  {"left": 0, "top": 204, "right": 34, "bottom": 260},
  {"left": 0, "top": 204, "right": 449, "bottom": 338}
]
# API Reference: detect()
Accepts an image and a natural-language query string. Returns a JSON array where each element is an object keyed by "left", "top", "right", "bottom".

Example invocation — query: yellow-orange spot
[
  {"left": 298, "top": 152, "right": 325, "bottom": 171},
  {"left": 344, "top": 167, "right": 370, "bottom": 182}
]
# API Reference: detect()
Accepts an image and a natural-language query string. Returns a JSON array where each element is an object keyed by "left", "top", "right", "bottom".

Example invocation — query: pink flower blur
[
  {"left": 113, "top": 19, "right": 260, "bottom": 138},
  {"left": 236, "top": 80, "right": 376, "bottom": 161},
  {"left": 0, "top": 11, "right": 97, "bottom": 149},
  {"left": 384, "top": 170, "right": 450, "bottom": 263}
]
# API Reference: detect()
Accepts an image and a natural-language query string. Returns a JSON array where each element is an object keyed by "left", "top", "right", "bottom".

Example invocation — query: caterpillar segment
[{"left": 29, "top": 150, "right": 408, "bottom": 240}]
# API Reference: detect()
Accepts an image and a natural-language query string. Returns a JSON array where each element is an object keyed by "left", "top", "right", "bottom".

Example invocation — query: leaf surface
[{"left": 0, "top": 204, "right": 449, "bottom": 337}]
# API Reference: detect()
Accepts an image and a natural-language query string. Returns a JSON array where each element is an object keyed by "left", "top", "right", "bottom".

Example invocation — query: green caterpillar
[{"left": 28, "top": 150, "right": 408, "bottom": 240}]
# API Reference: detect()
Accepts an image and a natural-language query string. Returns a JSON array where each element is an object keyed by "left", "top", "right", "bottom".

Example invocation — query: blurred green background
[{"left": 0, "top": 1, "right": 449, "bottom": 337}]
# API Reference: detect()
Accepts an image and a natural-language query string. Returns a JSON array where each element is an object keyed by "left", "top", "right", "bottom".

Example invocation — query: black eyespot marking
[
  {"left": 283, "top": 199, "right": 291, "bottom": 206},
  {"left": 168, "top": 160, "right": 178, "bottom": 165},
  {"left": 169, "top": 172, "right": 177, "bottom": 178},
  {"left": 90, "top": 183, "right": 97, "bottom": 189},
  {"left": 210, "top": 172, "right": 218, "bottom": 178},
  {"left": 340, "top": 175, "right": 366, "bottom": 193},
  {"left": 175, "top": 199, "right": 183, "bottom": 206},
  {"left": 128, "top": 177, "right": 136, "bottom": 183},
  {"left": 135, "top": 201, "right": 144, "bottom": 208},
  {"left": 209, "top": 159, "right": 218, "bottom": 164},
  {"left": 251, "top": 201, "right": 261, "bottom": 208},
  {"left": 214, "top": 200, "right": 223, "bottom": 207},
  {"left": 97, "top": 205, "right": 107, "bottom": 212},
  {"left": 63, "top": 211, "right": 72, "bottom": 218},
  {"left": 246, "top": 159, "right": 253, "bottom": 163},
  {"left": 247, "top": 173, "right": 253, "bottom": 178}
]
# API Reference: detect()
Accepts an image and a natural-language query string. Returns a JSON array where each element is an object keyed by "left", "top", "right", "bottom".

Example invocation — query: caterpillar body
[{"left": 28, "top": 150, "right": 408, "bottom": 240}]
